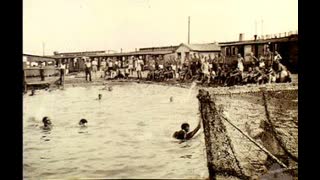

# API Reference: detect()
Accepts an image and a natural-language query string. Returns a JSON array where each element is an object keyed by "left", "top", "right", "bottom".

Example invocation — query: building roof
[
  {"left": 139, "top": 45, "right": 179, "bottom": 52},
  {"left": 180, "top": 43, "right": 221, "bottom": 51},
  {"left": 54, "top": 50, "right": 107, "bottom": 55},
  {"left": 50, "top": 50, "right": 174, "bottom": 59},
  {"left": 219, "top": 34, "right": 298, "bottom": 46},
  {"left": 23, "top": 54, "right": 56, "bottom": 62}
]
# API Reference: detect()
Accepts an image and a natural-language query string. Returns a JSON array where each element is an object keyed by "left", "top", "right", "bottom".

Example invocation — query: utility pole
[
  {"left": 42, "top": 42, "right": 45, "bottom": 56},
  {"left": 261, "top": 19, "right": 264, "bottom": 37},
  {"left": 188, "top": 16, "right": 190, "bottom": 44},
  {"left": 255, "top": 20, "right": 257, "bottom": 36}
]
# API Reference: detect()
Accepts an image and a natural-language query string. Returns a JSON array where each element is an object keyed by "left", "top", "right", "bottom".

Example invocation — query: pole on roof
[
  {"left": 261, "top": 19, "right": 264, "bottom": 37},
  {"left": 188, "top": 16, "right": 190, "bottom": 44},
  {"left": 255, "top": 20, "right": 257, "bottom": 37},
  {"left": 42, "top": 42, "right": 45, "bottom": 56}
]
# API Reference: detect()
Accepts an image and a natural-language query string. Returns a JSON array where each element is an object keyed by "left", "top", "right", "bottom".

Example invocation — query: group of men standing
[{"left": 82, "top": 56, "right": 145, "bottom": 81}]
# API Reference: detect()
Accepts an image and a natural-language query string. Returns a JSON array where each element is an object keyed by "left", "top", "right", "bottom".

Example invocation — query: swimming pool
[{"left": 23, "top": 83, "right": 208, "bottom": 179}]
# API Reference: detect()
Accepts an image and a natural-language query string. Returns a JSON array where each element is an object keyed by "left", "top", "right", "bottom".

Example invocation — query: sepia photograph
[{"left": 23, "top": 0, "right": 298, "bottom": 179}]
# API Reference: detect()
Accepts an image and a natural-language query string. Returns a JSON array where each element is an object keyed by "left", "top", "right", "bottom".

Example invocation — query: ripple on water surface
[{"left": 23, "top": 83, "right": 208, "bottom": 179}]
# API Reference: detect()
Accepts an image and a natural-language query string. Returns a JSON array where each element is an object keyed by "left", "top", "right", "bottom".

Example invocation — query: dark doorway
[{"left": 238, "top": 46, "right": 244, "bottom": 57}]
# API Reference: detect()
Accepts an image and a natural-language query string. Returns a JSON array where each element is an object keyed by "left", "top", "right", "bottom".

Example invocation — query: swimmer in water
[
  {"left": 173, "top": 118, "right": 201, "bottom": 140},
  {"left": 170, "top": 96, "right": 173, "bottom": 102},
  {"left": 41, "top": 116, "right": 52, "bottom": 130},
  {"left": 79, "top": 119, "right": 88, "bottom": 127},
  {"left": 98, "top": 94, "right": 102, "bottom": 100}
]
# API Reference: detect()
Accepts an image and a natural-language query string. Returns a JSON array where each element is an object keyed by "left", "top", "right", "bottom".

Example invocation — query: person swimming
[
  {"left": 173, "top": 118, "right": 201, "bottom": 140},
  {"left": 79, "top": 119, "right": 88, "bottom": 127},
  {"left": 41, "top": 116, "right": 52, "bottom": 130},
  {"left": 98, "top": 94, "right": 102, "bottom": 100}
]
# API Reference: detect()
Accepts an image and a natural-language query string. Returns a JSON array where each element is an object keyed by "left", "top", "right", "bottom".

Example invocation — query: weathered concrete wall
[{"left": 197, "top": 84, "right": 298, "bottom": 179}]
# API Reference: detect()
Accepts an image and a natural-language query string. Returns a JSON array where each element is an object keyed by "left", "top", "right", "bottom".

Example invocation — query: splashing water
[{"left": 183, "top": 81, "right": 197, "bottom": 103}]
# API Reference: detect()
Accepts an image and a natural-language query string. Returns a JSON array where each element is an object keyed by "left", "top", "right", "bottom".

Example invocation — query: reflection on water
[{"left": 23, "top": 83, "right": 208, "bottom": 179}]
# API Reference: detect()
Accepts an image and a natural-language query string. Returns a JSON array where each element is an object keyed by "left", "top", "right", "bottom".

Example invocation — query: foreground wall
[{"left": 197, "top": 84, "right": 298, "bottom": 180}]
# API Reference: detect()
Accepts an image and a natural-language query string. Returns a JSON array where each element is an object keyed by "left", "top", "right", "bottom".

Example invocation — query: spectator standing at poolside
[
  {"left": 84, "top": 59, "right": 92, "bottom": 81},
  {"left": 100, "top": 59, "right": 107, "bottom": 78},
  {"left": 128, "top": 56, "right": 134, "bottom": 75},
  {"left": 237, "top": 53, "right": 244, "bottom": 82},
  {"left": 107, "top": 59, "right": 113, "bottom": 78},
  {"left": 59, "top": 62, "right": 66, "bottom": 85},
  {"left": 218, "top": 53, "right": 225, "bottom": 67},
  {"left": 113, "top": 59, "right": 119, "bottom": 78},
  {"left": 258, "top": 54, "right": 266, "bottom": 68},
  {"left": 91, "top": 58, "right": 98, "bottom": 79},
  {"left": 212, "top": 56, "right": 219, "bottom": 73},
  {"left": 264, "top": 47, "right": 273, "bottom": 69},
  {"left": 136, "top": 57, "right": 144, "bottom": 79},
  {"left": 200, "top": 55, "right": 205, "bottom": 64},
  {"left": 65, "top": 63, "right": 69, "bottom": 75},
  {"left": 237, "top": 53, "right": 244, "bottom": 72},
  {"left": 249, "top": 52, "right": 259, "bottom": 68},
  {"left": 274, "top": 51, "right": 282, "bottom": 63},
  {"left": 171, "top": 59, "right": 177, "bottom": 79},
  {"left": 39, "top": 61, "right": 45, "bottom": 81},
  {"left": 201, "top": 58, "right": 210, "bottom": 84}
]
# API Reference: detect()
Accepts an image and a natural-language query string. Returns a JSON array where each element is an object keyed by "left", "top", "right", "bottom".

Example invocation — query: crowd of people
[
  {"left": 145, "top": 49, "right": 291, "bottom": 86},
  {"left": 68, "top": 48, "right": 292, "bottom": 87}
]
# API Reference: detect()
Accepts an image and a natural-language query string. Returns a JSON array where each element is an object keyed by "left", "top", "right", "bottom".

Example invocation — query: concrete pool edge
[{"left": 60, "top": 78, "right": 297, "bottom": 91}]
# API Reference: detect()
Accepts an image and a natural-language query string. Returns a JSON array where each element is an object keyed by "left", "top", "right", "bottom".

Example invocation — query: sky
[{"left": 23, "top": 0, "right": 298, "bottom": 55}]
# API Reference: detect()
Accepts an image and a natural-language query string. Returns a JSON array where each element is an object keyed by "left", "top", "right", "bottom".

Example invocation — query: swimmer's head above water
[
  {"left": 181, "top": 123, "right": 190, "bottom": 132},
  {"left": 173, "top": 120, "right": 201, "bottom": 140},
  {"left": 79, "top": 119, "right": 88, "bottom": 126},
  {"left": 42, "top": 116, "right": 52, "bottom": 128}
]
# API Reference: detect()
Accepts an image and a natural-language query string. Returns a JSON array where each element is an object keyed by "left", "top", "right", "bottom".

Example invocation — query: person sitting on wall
[
  {"left": 249, "top": 52, "right": 259, "bottom": 68},
  {"left": 225, "top": 68, "right": 242, "bottom": 86},
  {"left": 219, "top": 65, "right": 229, "bottom": 85},
  {"left": 173, "top": 118, "right": 201, "bottom": 141},
  {"left": 276, "top": 63, "right": 292, "bottom": 83},
  {"left": 164, "top": 65, "right": 174, "bottom": 80},
  {"left": 114, "top": 69, "right": 125, "bottom": 79},
  {"left": 266, "top": 67, "right": 276, "bottom": 84},
  {"left": 242, "top": 67, "right": 253, "bottom": 84}
]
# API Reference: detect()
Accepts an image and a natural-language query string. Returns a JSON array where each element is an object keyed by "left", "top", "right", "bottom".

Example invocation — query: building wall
[
  {"left": 23, "top": 55, "right": 56, "bottom": 65},
  {"left": 175, "top": 45, "right": 191, "bottom": 63},
  {"left": 221, "top": 39, "right": 298, "bottom": 72},
  {"left": 244, "top": 45, "right": 252, "bottom": 62}
]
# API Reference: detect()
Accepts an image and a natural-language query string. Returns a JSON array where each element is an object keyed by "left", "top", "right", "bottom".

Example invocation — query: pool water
[{"left": 23, "top": 83, "right": 208, "bottom": 179}]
